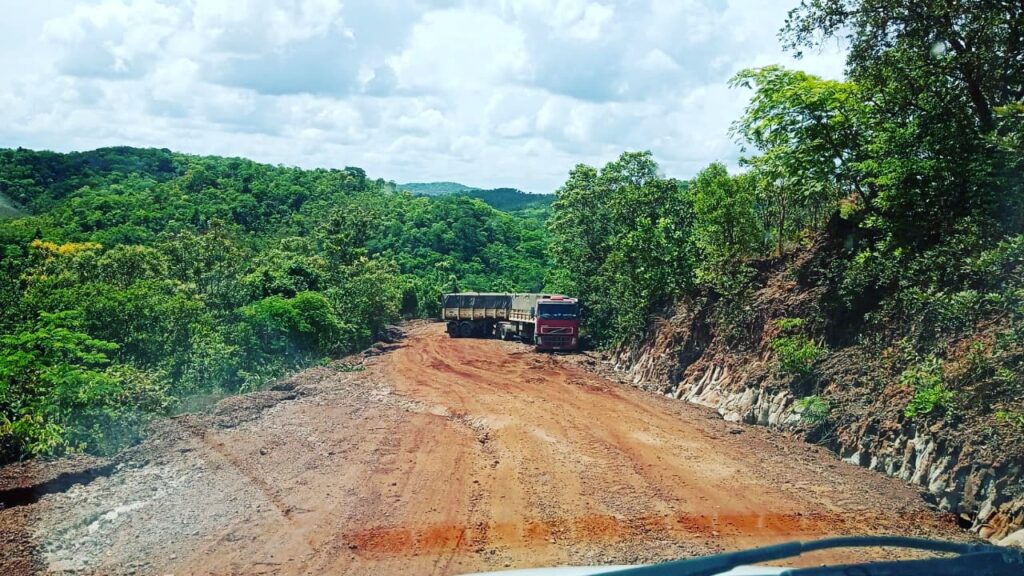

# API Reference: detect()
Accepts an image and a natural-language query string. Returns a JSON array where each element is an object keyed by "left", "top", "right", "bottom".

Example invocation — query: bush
[
  {"left": 902, "top": 356, "right": 956, "bottom": 419},
  {"left": 772, "top": 335, "right": 824, "bottom": 376},
  {"left": 240, "top": 291, "right": 353, "bottom": 361},
  {"left": 794, "top": 395, "right": 830, "bottom": 425},
  {"left": 775, "top": 317, "right": 806, "bottom": 332},
  {"left": 0, "top": 311, "right": 170, "bottom": 458},
  {"left": 996, "top": 410, "right": 1024, "bottom": 430}
]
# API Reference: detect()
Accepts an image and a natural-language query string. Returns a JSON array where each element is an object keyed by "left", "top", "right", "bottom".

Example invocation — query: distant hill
[
  {"left": 0, "top": 191, "right": 24, "bottom": 219},
  {"left": 397, "top": 182, "right": 479, "bottom": 196},
  {"left": 399, "top": 182, "right": 552, "bottom": 212}
]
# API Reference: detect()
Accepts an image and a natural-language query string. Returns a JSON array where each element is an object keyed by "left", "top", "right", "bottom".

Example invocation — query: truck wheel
[
  {"left": 447, "top": 322, "right": 458, "bottom": 337},
  {"left": 459, "top": 321, "right": 473, "bottom": 338}
]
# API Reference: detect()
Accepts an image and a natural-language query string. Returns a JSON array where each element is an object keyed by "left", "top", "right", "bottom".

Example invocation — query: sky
[{"left": 0, "top": 0, "right": 847, "bottom": 192}]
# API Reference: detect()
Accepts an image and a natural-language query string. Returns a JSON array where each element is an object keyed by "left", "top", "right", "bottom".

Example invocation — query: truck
[{"left": 441, "top": 292, "right": 580, "bottom": 351}]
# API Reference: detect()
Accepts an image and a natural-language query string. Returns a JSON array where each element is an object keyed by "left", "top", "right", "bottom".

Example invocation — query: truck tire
[
  {"left": 446, "top": 322, "right": 458, "bottom": 337},
  {"left": 459, "top": 321, "right": 473, "bottom": 338},
  {"left": 475, "top": 321, "right": 491, "bottom": 338}
]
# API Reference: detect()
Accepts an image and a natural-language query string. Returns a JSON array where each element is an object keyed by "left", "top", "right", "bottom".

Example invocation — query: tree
[
  {"left": 690, "top": 163, "right": 761, "bottom": 289},
  {"left": 549, "top": 152, "right": 696, "bottom": 342},
  {"left": 549, "top": 163, "right": 612, "bottom": 334},
  {"left": 730, "top": 66, "right": 867, "bottom": 249},
  {"left": 0, "top": 311, "right": 168, "bottom": 458},
  {"left": 783, "top": 0, "right": 1024, "bottom": 135},
  {"left": 328, "top": 257, "right": 405, "bottom": 347},
  {"left": 781, "top": 0, "right": 1024, "bottom": 243},
  {"left": 96, "top": 245, "right": 169, "bottom": 288}
]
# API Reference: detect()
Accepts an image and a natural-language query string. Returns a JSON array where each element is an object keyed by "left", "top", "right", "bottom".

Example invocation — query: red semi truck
[{"left": 441, "top": 292, "right": 580, "bottom": 351}]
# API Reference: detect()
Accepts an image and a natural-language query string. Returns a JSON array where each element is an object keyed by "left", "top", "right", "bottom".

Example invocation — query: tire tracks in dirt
[{"left": 4, "top": 322, "right": 970, "bottom": 575}]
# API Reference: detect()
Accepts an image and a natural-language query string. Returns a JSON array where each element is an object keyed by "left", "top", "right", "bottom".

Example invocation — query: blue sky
[{"left": 0, "top": 0, "right": 846, "bottom": 192}]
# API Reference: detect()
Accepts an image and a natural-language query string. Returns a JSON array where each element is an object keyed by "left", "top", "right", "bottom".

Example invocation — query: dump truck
[{"left": 441, "top": 292, "right": 580, "bottom": 351}]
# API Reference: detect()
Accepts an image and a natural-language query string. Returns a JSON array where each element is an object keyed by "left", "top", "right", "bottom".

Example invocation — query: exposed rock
[{"left": 608, "top": 246, "right": 1024, "bottom": 546}]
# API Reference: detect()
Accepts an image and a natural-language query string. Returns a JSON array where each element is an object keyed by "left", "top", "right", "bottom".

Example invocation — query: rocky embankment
[{"left": 609, "top": 260, "right": 1024, "bottom": 548}]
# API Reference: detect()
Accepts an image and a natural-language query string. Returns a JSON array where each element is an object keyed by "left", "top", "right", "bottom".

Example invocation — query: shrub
[
  {"left": 996, "top": 410, "right": 1024, "bottom": 430},
  {"left": 772, "top": 335, "right": 824, "bottom": 375},
  {"left": 775, "top": 317, "right": 805, "bottom": 332},
  {"left": 902, "top": 356, "right": 956, "bottom": 419},
  {"left": 794, "top": 395, "right": 830, "bottom": 425},
  {"left": 240, "top": 292, "right": 354, "bottom": 361},
  {"left": 0, "top": 311, "right": 170, "bottom": 458}
]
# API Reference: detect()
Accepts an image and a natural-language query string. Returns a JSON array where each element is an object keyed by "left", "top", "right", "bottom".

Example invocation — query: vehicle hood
[{"left": 462, "top": 566, "right": 786, "bottom": 575}]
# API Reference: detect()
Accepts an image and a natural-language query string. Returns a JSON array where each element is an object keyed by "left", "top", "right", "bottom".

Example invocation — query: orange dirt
[{"left": 5, "top": 322, "right": 966, "bottom": 575}]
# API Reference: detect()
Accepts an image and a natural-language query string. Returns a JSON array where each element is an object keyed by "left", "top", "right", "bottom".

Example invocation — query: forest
[{"left": 1, "top": 0, "right": 1022, "bottom": 462}]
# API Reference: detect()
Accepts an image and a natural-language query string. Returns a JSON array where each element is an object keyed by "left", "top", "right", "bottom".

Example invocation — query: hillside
[
  {"left": 609, "top": 218, "right": 1024, "bottom": 545},
  {"left": 397, "top": 181, "right": 478, "bottom": 196},
  {"left": 399, "top": 181, "right": 553, "bottom": 212},
  {"left": 0, "top": 146, "right": 550, "bottom": 462}
]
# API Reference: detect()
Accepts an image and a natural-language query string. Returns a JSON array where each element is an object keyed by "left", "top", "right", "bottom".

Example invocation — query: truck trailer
[{"left": 441, "top": 292, "right": 580, "bottom": 351}]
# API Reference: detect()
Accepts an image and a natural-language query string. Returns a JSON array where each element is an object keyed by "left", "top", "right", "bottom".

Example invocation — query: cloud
[
  {"left": 0, "top": 0, "right": 847, "bottom": 192},
  {"left": 43, "top": 0, "right": 182, "bottom": 78},
  {"left": 388, "top": 9, "right": 529, "bottom": 92},
  {"left": 363, "top": 65, "right": 398, "bottom": 96},
  {"left": 208, "top": 36, "right": 361, "bottom": 96},
  {"left": 191, "top": 0, "right": 347, "bottom": 50}
]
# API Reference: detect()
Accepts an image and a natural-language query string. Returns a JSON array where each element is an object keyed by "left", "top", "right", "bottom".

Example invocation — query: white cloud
[
  {"left": 191, "top": 0, "right": 347, "bottom": 50},
  {"left": 388, "top": 9, "right": 529, "bottom": 92},
  {"left": 638, "top": 49, "right": 681, "bottom": 73},
  {"left": 43, "top": 0, "right": 183, "bottom": 77},
  {"left": 0, "top": 0, "right": 847, "bottom": 192},
  {"left": 566, "top": 3, "right": 614, "bottom": 40}
]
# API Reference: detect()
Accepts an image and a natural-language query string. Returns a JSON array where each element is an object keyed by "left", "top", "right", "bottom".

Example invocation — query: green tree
[
  {"left": 690, "top": 163, "right": 761, "bottom": 290},
  {"left": 549, "top": 152, "right": 695, "bottom": 342},
  {"left": 0, "top": 311, "right": 168, "bottom": 458},
  {"left": 730, "top": 66, "right": 867, "bottom": 250},
  {"left": 783, "top": 0, "right": 1024, "bottom": 135},
  {"left": 782, "top": 0, "right": 1024, "bottom": 243},
  {"left": 549, "top": 164, "right": 610, "bottom": 303}
]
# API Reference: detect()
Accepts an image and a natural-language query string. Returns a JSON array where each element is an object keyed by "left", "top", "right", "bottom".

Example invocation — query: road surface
[{"left": 3, "top": 322, "right": 963, "bottom": 575}]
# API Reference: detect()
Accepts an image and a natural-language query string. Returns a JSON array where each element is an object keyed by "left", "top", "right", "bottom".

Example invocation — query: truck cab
[{"left": 534, "top": 295, "right": 579, "bottom": 351}]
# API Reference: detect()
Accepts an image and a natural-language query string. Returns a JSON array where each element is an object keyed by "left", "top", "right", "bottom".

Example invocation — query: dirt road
[{"left": 2, "top": 323, "right": 965, "bottom": 575}]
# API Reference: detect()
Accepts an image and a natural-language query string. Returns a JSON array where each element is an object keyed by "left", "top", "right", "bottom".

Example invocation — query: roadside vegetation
[{"left": 548, "top": 1, "right": 1024, "bottom": 446}]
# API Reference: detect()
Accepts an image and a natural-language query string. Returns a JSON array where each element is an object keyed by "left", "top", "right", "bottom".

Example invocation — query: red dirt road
[{"left": 6, "top": 323, "right": 964, "bottom": 575}]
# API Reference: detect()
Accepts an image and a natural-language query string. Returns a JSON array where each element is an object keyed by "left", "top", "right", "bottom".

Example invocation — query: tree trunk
[{"left": 777, "top": 191, "right": 787, "bottom": 257}]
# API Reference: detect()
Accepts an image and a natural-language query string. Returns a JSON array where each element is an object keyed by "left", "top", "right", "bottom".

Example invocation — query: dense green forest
[
  {"left": 0, "top": 147, "right": 549, "bottom": 460},
  {"left": 547, "top": 1, "right": 1023, "bottom": 441},
  {"left": 399, "top": 181, "right": 553, "bottom": 212}
]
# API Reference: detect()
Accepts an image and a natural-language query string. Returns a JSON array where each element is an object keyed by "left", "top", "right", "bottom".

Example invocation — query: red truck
[{"left": 441, "top": 292, "right": 580, "bottom": 351}]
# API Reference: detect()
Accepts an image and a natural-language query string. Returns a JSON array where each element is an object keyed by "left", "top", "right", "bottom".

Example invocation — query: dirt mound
[{"left": 212, "top": 390, "right": 300, "bottom": 428}]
